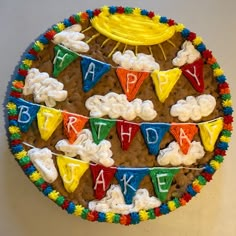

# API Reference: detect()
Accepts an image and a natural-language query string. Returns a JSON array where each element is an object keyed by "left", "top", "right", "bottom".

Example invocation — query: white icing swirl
[
  {"left": 28, "top": 148, "right": 58, "bottom": 183},
  {"left": 85, "top": 92, "right": 157, "bottom": 121},
  {"left": 88, "top": 185, "right": 161, "bottom": 214},
  {"left": 157, "top": 141, "right": 205, "bottom": 166},
  {"left": 170, "top": 94, "right": 216, "bottom": 121},
  {"left": 112, "top": 50, "right": 160, "bottom": 71},
  {"left": 55, "top": 129, "right": 114, "bottom": 167},
  {"left": 172, "top": 41, "right": 201, "bottom": 67},
  {"left": 53, "top": 24, "right": 89, "bottom": 53},
  {"left": 23, "top": 68, "right": 67, "bottom": 107}
]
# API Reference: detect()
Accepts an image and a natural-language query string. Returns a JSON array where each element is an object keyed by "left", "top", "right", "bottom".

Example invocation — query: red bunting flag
[
  {"left": 116, "top": 120, "right": 140, "bottom": 150},
  {"left": 181, "top": 58, "right": 204, "bottom": 93},
  {"left": 170, "top": 123, "right": 198, "bottom": 154},
  {"left": 90, "top": 164, "right": 117, "bottom": 200},
  {"left": 116, "top": 68, "right": 149, "bottom": 101},
  {"left": 62, "top": 111, "right": 88, "bottom": 144}
]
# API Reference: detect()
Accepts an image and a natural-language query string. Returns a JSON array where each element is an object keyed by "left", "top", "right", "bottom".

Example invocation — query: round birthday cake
[{"left": 6, "top": 6, "right": 233, "bottom": 225}]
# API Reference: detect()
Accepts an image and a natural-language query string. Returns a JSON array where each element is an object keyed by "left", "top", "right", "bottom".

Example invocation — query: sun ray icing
[
  {"left": 86, "top": 33, "right": 100, "bottom": 44},
  {"left": 101, "top": 38, "right": 111, "bottom": 47},
  {"left": 158, "top": 44, "right": 167, "bottom": 61},
  {"left": 81, "top": 26, "right": 93, "bottom": 33},
  {"left": 108, "top": 42, "right": 121, "bottom": 58},
  {"left": 167, "top": 39, "right": 177, "bottom": 48}
]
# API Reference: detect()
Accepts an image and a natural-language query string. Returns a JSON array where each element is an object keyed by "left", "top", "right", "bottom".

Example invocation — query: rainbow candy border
[{"left": 6, "top": 6, "right": 233, "bottom": 225}]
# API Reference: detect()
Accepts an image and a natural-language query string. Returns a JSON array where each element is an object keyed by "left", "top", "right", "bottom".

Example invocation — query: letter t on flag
[{"left": 149, "top": 167, "right": 180, "bottom": 202}]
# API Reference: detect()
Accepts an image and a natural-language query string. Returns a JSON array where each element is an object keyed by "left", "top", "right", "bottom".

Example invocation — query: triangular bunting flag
[
  {"left": 151, "top": 68, "right": 182, "bottom": 103},
  {"left": 57, "top": 155, "right": 89, "bottom": 193},
  {"left": 53, "top": 44, "right": 79, "bottom": 77},
  {"left": 149, "top": 167, "right": 180, "bottom": 202},
  {"left": 116, "top": 120, "right": 140, "bottom": 150},
  {"left": 89, "top": 118, "right": 116, "bottom": 144},
  {"left": 81, "top": 57, "right": 111, "bottom": 92},
  {"left": 198, "top": 118, "right": 223, "bottom": 152},
  {"left": 170, "top": 123, "right": 198, "bottom": 154},
  {"left": 62, "top": 112, "right": 88, "bottom": 144},
  {"left": 90, "top": 164, "right": 117, "bottom": 200},
  {"left": 37, "top": 106, "right": 62, "bottom": 141},
  {"left": 115, "top": 167, "right": 149, "bottom": 204},
  {"left": 116, "top": 68, "right": 149, "bottom": 101},
  {"left": 11, "top": 98, "right": 40, "bottom": 132},
  {"left": 181, "top": 58, "right": 204, "bottom": 93},
  {"left": 140, "top": 123, "right": 170, "bottom": 155}
]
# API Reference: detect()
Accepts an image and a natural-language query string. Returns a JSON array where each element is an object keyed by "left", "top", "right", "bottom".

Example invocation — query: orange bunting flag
[
  {"left": 57, "top": 155, "right": 89, "bottom": 193},
  {"left": 151, "top": 68, "right": 182, "bottom": 103},
  {"left": 170, "top": 123, "right": 198, "bottom": 154},
  {"left": 198, "top": 118, "right": 223, "bottom": 152},
  {"left": 62, "top": 112, "right": 88, "bottom": 144},
  {"left": 116, "top": 68, "right": 149, "bottom": 101},
  {"left": 37, "top": 106, "right": 62, "bottom": 141}
]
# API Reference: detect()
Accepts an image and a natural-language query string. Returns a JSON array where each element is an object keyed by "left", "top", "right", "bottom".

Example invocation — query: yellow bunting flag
[
  {"left": 151, "top": 68, "right": 182, "bottom": 102},
  {"left": 37, "top": 106, "right": 62, "bottom": 141},
  {"left": 57, "top": 155, "right": 89, "bottom": 193},
  {"left": 198, "top": 118, "right": 223, "bottom": 152}
]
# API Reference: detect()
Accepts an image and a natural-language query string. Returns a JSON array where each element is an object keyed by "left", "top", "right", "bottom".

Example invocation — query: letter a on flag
[
  {"left": 62, "top": 112, "right": 88, "bottom": 144},
  {"left": 116, "top": 68, "right": 149, "bottom": 101},
  {"left": 12, "top": 98, "right": 40, "bottom": 132},
  {"left": 37, "top": 106, "right": 62, "bottom": 141},
  {"left": 89, "top": 118, "right": 116, "bottom": 144},
  {"left": 149, "top": 167, "right": 180, "bottom": 202},
  {"left": 115, "top": 167, "right": 149, "bottom": 204},
  {"left": 53, "top": 44, "right": 79, "bottom": 77},
  {"left": 198, "top": 117, "right": 223, "bottom": 152},
  {"left": 140, "top": 123, "right": 170, "bottom": 155},
  {"left": 81, "top": 57, "right": 111, "bottom": 92},
  {"left": 90, "top": 164, "right": 117, "bottom": 200},
  {"left": 116, "top": 120, "right": 140, "bottom": 150},
  {"left": 170, "top": 123, "right": 198, "bottom": 154},
  {"left": 181, "top": 58, "right": 204, "bottom": 93},
  {"left": 151, "top": 68, "right": 182, "bottom": 103},
  {"left": 57, "top": 155, "right": 89, "bottom": 193}
]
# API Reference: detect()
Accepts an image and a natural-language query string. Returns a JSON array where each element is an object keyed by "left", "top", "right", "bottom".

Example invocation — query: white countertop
[{"left": 1, "top": 0, "right": 236, "bottom": 235}]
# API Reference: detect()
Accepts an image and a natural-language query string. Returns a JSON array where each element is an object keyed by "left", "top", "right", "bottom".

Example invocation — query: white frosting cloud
[
  {"left": 23, "top": 68, "right": 68, "bottom": 107},
  {"left": 170, "top": 95, "right": 216, "bottom": 122},
  {"left": 112, "top": 50, "right": 160, "bottom": 71},
  {"left": 88, "top": 185, "right": 161, "bottom": 214},
  {"left": 85, "top": 92, "right": 157, "bottom": 121},
  {"left": 55, "top": 129, "right": 114, "bottom": 167},
  {"left": 28, "top": 148, "right": 58, "bottom": 183},
  {"left": 157, "top": 141, "right": 205, "bottom": 166},
  {"left": 53, "top": 24, "right": 89, "bottom": 53},
  {"left": 172, "top": 41, "right": 201, "bottom": 67}
]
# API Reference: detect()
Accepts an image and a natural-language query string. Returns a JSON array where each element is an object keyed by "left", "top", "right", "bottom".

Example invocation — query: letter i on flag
[
  {"left": 90, "top": 164, "right": 117, "bottom": 200},
  {"left": 37, "top": 106, "right": 62, "bottom": 141},
  {"left": 115, "top": 167, "right": 149, "bottom": 204},
  {"left": 81, "top": 57, "right": 111, "bottom": 92},
  {"left": 53, "top": 44, "right": 79, "bottom": 77},
  {"left": 116, "top": 68, "right": 149, "bottom": 101},
  {"left": 149, "top": 167, "right": 180, "bottom": 202},
  {"left": 62, "top": 112, "right": 88, "bottom": 144},
  {"left": 11, "top": 98, "right": 40, "bottom": 132},
  {"left": 89, "top": 118, "right": 116, "bottom": 144},
  {"left": 140, "top": 123, "right": 170, "bottom": 155},
  {"left": 116, "top": 120, "right": 140, "bottom": 150}
]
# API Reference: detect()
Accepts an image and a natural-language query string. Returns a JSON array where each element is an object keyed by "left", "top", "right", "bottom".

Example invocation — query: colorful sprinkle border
[{"left": 6, "top": 6, "right": 233, "bottom": 225}]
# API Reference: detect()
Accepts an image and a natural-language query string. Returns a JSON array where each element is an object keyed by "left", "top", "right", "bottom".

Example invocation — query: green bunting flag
[
  {"left": 53, "top": 44, "right": 79, "bottom": 77},
  {"left": 89, "top": 118, "right": 116, "bottom": 144},
  {"left": 149, "top": 167, "right": 180, "bottom": 201}
]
